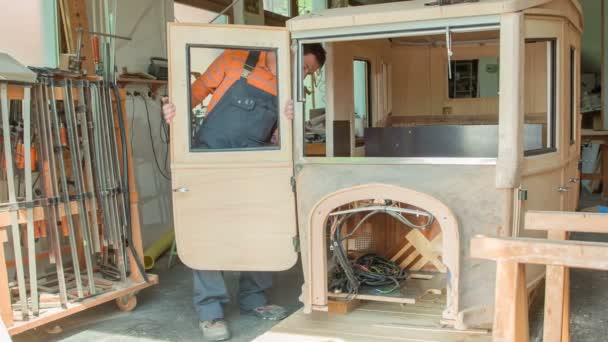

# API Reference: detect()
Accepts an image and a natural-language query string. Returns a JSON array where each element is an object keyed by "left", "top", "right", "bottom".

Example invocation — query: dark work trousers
[{"left": 193, "top": 271, "right": 273, "bottom": 321}]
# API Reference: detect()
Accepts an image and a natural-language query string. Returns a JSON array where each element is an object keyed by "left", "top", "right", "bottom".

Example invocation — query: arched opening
[{"left": 303, "top": 184, "right": 460, "bottom": 323}]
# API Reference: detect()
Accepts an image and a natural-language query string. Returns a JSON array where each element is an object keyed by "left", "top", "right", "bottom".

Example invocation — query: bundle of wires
[
  {"left": 330, "top": 254, "right": 408, "bottom": 296},
  {"left": 329, "top": 205, "right": 434, "bottom": 300}
]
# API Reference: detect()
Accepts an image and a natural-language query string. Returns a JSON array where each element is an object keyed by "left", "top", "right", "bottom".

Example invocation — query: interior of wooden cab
[
  {"left": 325, "top": 200, "right": 446, "bottom": 307},
  {"left": 304, "top": 29, "right": 553, "bottom": 157}
]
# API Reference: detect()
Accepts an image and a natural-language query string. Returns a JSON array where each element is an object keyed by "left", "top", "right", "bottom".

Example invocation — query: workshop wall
[
  {"left": 580, "top": 0, "right": 602, "bottom": 74},
  {"left": 124, "top": 91, "right": 174, "bottom": 247},
  {"left": 0, "top": 0, "right": 59, "bottom": 68}
]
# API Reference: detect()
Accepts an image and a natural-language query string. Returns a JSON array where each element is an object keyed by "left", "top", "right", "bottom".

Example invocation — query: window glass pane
[
  {"left": 263, "top": 0, "right": 290, "bottom": 16},
  {"left": 187, "top": 47, "right": 280, "bottom": 152},
  {"left": 448, "top": 59, "right": 498, "bottom": 99},
  {"left": 353, "top": 60, "right": 370, "bottom": 140},
  {"left": 524, "top": 39, "right": 556, "bottom": 155}
]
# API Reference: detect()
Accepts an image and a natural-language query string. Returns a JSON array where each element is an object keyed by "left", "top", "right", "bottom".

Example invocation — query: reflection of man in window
[{"left": 162, "top": 43, "right": 326, "bottom": 341}]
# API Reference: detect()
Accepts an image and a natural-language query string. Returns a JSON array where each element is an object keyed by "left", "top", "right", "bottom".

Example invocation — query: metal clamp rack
[{"left": 0, "top": 69, "right": 158, "bottom": 336}]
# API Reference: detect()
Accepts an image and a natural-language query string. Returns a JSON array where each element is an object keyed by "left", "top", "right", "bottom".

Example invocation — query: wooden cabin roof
[{"left": 287, "top": 0, "right": 582, "bottom": 33}]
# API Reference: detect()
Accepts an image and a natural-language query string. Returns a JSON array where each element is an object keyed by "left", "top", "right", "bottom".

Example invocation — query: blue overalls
[
  {"left": 193, "top": 51, "right": 276, "bottom": 322},
  {"left": 195, "top": 51, "right": 278, "bottom": 149}
]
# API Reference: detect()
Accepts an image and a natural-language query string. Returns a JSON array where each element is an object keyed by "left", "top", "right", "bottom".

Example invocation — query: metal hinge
[
  {"left": 518, "top": 188, "right": 528, "bottom": 201},
  {"left": 292, "top": 236, "right": 300, "bottom": 252},
  {"left": 290, "top": 176, "right": 296, "bottom": 193}
]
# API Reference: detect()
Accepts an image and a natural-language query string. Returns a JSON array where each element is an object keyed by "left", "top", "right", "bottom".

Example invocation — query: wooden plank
[
  {"left": 491, "top": 260, "right": 529, "bottom": 342},
  {"left": 0, "top": 201, "right": 84, "bottom": 229},
  {"left": 327, "top": 299, "right": 360, "bottom": 315},
  {"left": 327, "top": 273, "right": 445, "bottom": 305},
  {"left": 470, "top": 236, "right": 608, "bottom": 270},
  {"left": 388, "top": 112, "right": 546, "bottom": 127},
  {"left": 543, "top": 265, "right": 567, "bottom": 342},
  {"left": 390, "top": 241, "right": 412, "bottom": 262},
  {"left": 561, "top": 268, "right": 571, "bottom": 342},
  {"left": 65, "top": 0, "right": 95, "bottom": 75},
  {"left": 304, "top": 143, "right": 326, "bottom": 157},
  {"left": 113, "top": 88, "right": 145, "bottom": 282},
  {"left": 328, "top": 291, "right": 416, "bottom": 305},
  {"left": 7, "top": 274, "right": 158, "bottom": 335},
  {"left": 406, "top": 230, "right": 446, "bottom": 272},
  {"left": 525, "top": 210, "right": 608, "bottom": 233},
  {"left": 544, "top": 230, "right": 570, "bottom": 342},
  {"left": 0, "top": 229, "right": 13, "bottom": 327},
  {"left": 260, "top": 306, "right": 491, "bottom": 342},
  {"left": 399, "top": 248, "right": 420, "bottom": 269}
]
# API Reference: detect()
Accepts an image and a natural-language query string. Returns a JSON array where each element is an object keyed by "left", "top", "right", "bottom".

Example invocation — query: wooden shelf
[
  {"left": 117, "top": 78, "right": 167, "bottom": 94},
  {"left": 117, "top": 78, "right": 167, "bottom": 85},
  {"left": 328, "top": 273, "right": 445, "bottom": 305}
]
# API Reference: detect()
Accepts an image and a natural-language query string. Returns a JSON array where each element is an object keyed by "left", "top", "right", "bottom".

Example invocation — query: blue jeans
[{"left": 193, "top": 270, "right": 272, "bottom": 321}]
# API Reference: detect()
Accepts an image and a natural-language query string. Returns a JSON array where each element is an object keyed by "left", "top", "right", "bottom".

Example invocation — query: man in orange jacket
[{"left": 162, "top": 43, "right": 326, "bottom": 341}]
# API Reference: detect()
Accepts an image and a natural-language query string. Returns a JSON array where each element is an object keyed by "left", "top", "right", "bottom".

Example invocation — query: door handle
[
  {"left": 558, "top": 187, "right": 569, "bottom": 193},
  {"left": 569, "top": 178, "right": 579, "bottom": 183},
  {"left": 173, "top": 187, "right": 189, "bottom": 193}
]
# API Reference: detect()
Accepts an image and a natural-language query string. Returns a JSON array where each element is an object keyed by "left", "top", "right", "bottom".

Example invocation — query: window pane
[
  {"left": 353, "top": 60, "right": 370, "bottom": 140},
  {"left": 187, "top": 47, "right": 280, "bottom": 152},
  {"left": 263, "top": 0, "right": 290, "bottom": 16},
  {"left": 524, "top": 39, "right": 557, "bottom": 155}
]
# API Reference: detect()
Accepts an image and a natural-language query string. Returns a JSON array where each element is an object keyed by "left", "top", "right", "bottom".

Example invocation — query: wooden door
[
  {"left": 563, "top": 23, "right": 582, "bottom": 211},
  {"left": 168, "top": 23, "right": 297, "bottom": 271}
]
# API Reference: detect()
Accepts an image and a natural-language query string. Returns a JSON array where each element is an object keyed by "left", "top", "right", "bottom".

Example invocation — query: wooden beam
[
  {"left": 525, "top": 210, "right": 608, "bottom": 233},
  {"left": 492, "top": 260, "right": 529, "bottom": 342},
  {"left": 327, "top": 299, "right": 360, "bottom": 314},
  {"left": 470, "top": 236, "right": 608, "bottom": 270},
  {"left": 388, "top": 112, "right": 546, "bottom": 127},
  {"left": 64, "top": 0, "right": 95, "bottom": 75}
]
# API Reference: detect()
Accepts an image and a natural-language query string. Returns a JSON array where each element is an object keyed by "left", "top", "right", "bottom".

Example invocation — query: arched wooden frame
[{"left": 302, "top": 183, "right": 461, "bottom": 322}]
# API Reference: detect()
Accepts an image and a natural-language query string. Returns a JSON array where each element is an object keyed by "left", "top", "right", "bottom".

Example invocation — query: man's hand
[
  {"left": 161, "top": 97, "right": 176, "bottom": 124},
  {"left": 271, "top": 100, "right": 295, "bottom": 145}
]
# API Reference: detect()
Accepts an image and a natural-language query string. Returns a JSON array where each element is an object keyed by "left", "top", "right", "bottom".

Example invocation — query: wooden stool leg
[
  {"left": 544, "top": 265, "right": 568, "bottom": 342},
  {"left": 544, "top": 231, "right": 570, "bottom": 342},
  {"left": 492, "top": 260, "right": 529, "bottom": 342},
  {"left": 561, "top": 269, "right": 570, "bottom": 342}
]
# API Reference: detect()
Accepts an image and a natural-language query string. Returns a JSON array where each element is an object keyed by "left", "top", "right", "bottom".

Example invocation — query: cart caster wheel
[{"left": 116, "top": 295, "right": 137, "bottom": 312}]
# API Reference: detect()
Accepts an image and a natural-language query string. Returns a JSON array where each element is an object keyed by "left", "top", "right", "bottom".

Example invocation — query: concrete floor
[
  {"left": 13, "top": 258, "right": 304, "bottom": 342},
  {"left": 11, "top": 191, "right": 608, "bottom": 341}
]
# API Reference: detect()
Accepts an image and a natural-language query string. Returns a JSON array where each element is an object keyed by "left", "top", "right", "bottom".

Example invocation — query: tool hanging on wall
[{"left": 68, "top": 28, "right": 85, "bottom": 74}]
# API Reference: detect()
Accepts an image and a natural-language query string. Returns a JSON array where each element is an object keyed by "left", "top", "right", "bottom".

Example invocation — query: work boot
[
  {"left": 252, "top": 304, "right": 288, "bottom": 321},
  {"left": 200, "top": 319, "right": 231, "bottom": 341}
]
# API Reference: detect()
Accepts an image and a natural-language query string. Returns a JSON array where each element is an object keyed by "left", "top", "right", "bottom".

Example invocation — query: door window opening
[
  {"left": 524, "top": 39, "right": 557, "bottom": 156},
  {"left": 187, "top": 46, "right": 281, "bottom": 152}
]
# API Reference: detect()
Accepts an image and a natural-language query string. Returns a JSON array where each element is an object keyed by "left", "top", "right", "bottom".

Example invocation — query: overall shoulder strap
[{"left": 241, "top": 51, "right": 261, "bottom": 79}]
